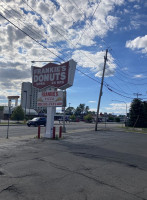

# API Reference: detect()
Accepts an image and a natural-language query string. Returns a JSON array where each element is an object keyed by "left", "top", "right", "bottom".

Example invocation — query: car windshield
[{"left": 31, "top": 118, "right": 39, "bottom": 121}]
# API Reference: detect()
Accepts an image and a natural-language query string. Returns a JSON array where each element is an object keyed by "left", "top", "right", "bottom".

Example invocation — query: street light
[
  {"left": 112, "top": 100, "right": 128, "bottom": 126},
  {"left": 24, "top": 91, "right": 27, "bottom": 120}
]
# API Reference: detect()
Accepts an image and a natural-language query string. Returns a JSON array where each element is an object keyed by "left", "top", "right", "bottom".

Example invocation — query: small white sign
[{"left": 37, "top": 90, "right": 64, "bottom": 107}]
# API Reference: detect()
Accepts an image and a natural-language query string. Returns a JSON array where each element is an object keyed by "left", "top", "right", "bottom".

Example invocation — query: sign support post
[
  {"left": 32, "top": 59, "right": 76, "bottom": 138},
  {"left": 44, "top": 107, "right": 55, "bottom": 138}
]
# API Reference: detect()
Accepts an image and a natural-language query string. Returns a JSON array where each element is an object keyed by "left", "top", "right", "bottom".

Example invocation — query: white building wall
[
  {"left": 21, "top": 82, "right": 47, "bottom": 111},
  {"left": 32, "top": 86, "right": 40, "bottom": 110},
  {"left": 21, "top": 82, "right": 32, "bottom": 109}
]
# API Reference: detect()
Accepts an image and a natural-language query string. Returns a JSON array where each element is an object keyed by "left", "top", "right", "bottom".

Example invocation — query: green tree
[
  {"left": 11, "top": 106, "right": 24, "bottom": 121},
  {"left": 75, "top": 104, "right": 85, "bottom": 115},
  {"left": 0, "top": 106, "right": 4, "bottom": 111},
  {"left": 75, "top": 104, "right": 90, "bottom": 118},
  {"left": 65, "top": 107, "right": 75, "bottom": 115},
  {"left": 115, "top": 117, "right": 120, "bottom": 122},
  {"left": 70, "top": 114, "right": 76, "bottom": 122},
  {"left": 108, "top": 116, "right": 114, "bottom": 122},
  {"left": 74, "top": 106, "right": 82, "bottom": 116},
  {"left": 143, "top": 101, "right": 147, "bottom": 128},
  {"left": 129, "top": 98, "right": 144, "bottom": 127},
  {"left": 84, "top": 114, "right": 93, "bottom": 123},
  {"left": 85, "top": 106, "right": 89, "bottom": 115}
]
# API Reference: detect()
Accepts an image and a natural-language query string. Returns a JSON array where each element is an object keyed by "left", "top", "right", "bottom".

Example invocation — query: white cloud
[
  {"left": 133, "top": 4, "right": 141, "bottom": 9},
  {"left": 128, "top": 0, "right": 140, "bottom": 2},
  {"left": 0, "top": 0, "right": 130, "bottom": 98},
  {"left": 105, "top": 102, "right": 131, "bottom": 114},
  {"left": 0, "top": 94, "right": 7, "bottom": 100},
  {"left": 89, "top": 108, "right": 97, "bottom": 112},
  {"left": 133, "top": 74, "right": 144, "bottom": 78},
  {"left": 126, "top": 35, "right": 147, "bottom": 54},
  {"left": 72, "top": 50, "right": 116, "bottom": 77},
  {"left": 88, "top": 101, "right": 96, "bottom": 103}
]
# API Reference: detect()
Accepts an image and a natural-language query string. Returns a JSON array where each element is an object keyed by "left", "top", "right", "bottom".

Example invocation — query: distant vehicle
[
  {"left": 58, "top": 117, "right": 71, "bottom": 123},
  {"left": 27, "top": 117, "right": 46, "bottom": 127}
]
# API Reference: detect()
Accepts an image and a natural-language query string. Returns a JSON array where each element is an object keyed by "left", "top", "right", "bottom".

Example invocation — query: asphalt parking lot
[{"left": 0, "top": 123, "right": 147, "bottom": 200}]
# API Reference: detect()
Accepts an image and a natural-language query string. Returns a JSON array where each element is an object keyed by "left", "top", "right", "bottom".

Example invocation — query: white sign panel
[{"left": 37, "top": 90, "right": 64, "bottom": 107}]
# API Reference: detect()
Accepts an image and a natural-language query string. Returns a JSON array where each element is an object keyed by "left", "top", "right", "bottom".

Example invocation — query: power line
[
  {"left": 0, "top": 6, "right": 110, "bottom": 87},
  {"left": 114, "top": 73, "right": 147, "bottom": 86},
  {"left": 77, "top": 67, "right": 135, "bottom": 100},
  {"left": 77, "top": 65, "right": 137, "bottom": 97},
  {"left": 107, "top": 78, "right": 134, "bottom": 96},
  {"left": 0, "top": 2, "right": 70, "bottom": 60},
  {"left": 67, "top": 0, "right": 110, "bottom": 48},
  {"left": 62, "top": 0, "right": 146, "bottom": 88},
  {"left": 133, "top": 93, "right": 142, "bottom": 99},
  {"left": 0, "top": 11, "right": 65, "bottom": 62},
  {"left": 21, "top": 0, "right": 102, "bottom": 67},
  {"left": 67, "top": 1, "right": 146, "bottom": 85},
  {"left": 0, "top": 9, "right": 110, "bottom": 93},
  {"left": 76, "top": 68, "right": 101, "bottom": 84},
  {"left": 107, "top": 87, "right": 133, "bottom": 100},
  {"left": 111, "top": 49, "right": 147, "bottom": 75},
  {"left": 106, "top": 60, "right": 147, "bottom": 96},
  {"left": 1, "top": 3, "right": 146, "bottom": 101},
  {"left": 68, "top": 0, "right": 102, "bottom": 45},
  {"left": 20, "top": 0, "right": 120, "bottom": 80},
  {"left": 114, "top": 64, "right": 147, "bottom": 81}
]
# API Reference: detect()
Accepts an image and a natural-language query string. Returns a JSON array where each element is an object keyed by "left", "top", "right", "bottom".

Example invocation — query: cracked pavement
[{"left": 0, "top": 127, "right": 147, "bottom": 200}]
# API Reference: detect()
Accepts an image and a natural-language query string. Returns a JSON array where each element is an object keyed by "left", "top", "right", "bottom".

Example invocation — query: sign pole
[
  {"left": 32, "top": 59, "right": 76, "bottom": 138},
  {"left": 44, "top": 107, "right": 55, "bottom": 138}
]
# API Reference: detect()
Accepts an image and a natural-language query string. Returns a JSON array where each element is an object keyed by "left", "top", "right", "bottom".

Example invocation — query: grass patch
[
  {"left": 123, "top": 127, "right": 147, "bottom": 134},
  {"left": 0, "top": 122, "right": 25, "bottom": 125}
]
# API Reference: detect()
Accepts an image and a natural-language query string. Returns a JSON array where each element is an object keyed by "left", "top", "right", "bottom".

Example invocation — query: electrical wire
[
  {"left": 21, "top": 0, "right": 103, "bottom": 68},
  {"left": 0, "top": 2, "right": 70, "bottom": 60},
  {"left": 67, "top": 0, "right": 102, "bottom": 45},
  {"left": 66, "top": 0, "right": 110, "bottom": 48},
  {"left": 106, "top": 78, "right": 134, "bottom": 96},
  {"left": 76, "top": 68, "right": 136, "bottom": 100},
  {"left": 66, "top": 0, "right": 147, "bottom": 83},
  {"left": 1, "top": 2, "right": 146, "bottom": 101},
  {"left": 111, "top": 49, "right": 147, "bottom": 75},
  {"left": 0, "top": 11, "right": 65, "bottom": 62}
]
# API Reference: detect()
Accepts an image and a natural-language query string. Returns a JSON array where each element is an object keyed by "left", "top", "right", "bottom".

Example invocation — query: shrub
[
  {"left": 84, "top": 114, "right": 93, "bottom": 123},
  {"left": 70, "top": 114, "right": 76, "bottom": 122},
  {"left": 11, "top": 106, "right": 24, "bottom": 121},
  {"left": 115, "top": 117, "right": 120, "bottom": 122}
]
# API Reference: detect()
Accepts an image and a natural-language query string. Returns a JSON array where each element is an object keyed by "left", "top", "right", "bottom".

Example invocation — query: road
[
  {"left": 0, "top": 121, "right": 124, "bottom": 138},
  {"left": 0, "top": 122, "right": 147, "bottom": 200}
]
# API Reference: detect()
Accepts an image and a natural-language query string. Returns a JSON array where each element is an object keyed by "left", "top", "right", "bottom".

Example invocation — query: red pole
[
  {"left": 53, "top": 127, "right": 55, "bottom": 139},
  {"left": 59, "top": 126, "right": 62, "bottom": 138},
  {"left": 38, "top": 125, "right": 40, "bottom": 139}
]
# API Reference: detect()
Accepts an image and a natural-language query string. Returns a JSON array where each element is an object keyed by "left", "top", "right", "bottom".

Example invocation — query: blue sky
[{"left": 0, "top": 0, "right": 147, "bottom": 115}]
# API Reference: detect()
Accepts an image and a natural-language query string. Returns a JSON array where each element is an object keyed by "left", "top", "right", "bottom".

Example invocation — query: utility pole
[
  {"left": 95, "top": 49, "right": 108, "bottom": 131},
  {"left": 133, "top": 93, "right": 142, "bottom": 99}
]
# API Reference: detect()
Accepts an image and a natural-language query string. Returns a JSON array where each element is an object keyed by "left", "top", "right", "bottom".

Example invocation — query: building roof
[{"left": 3, "top": 106, "right": 38, "bottom": 115}]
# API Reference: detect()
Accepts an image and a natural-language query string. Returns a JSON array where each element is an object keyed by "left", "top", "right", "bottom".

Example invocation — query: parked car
[{"left": 27, "top": 117, "right": 46, "bottom": 127}]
